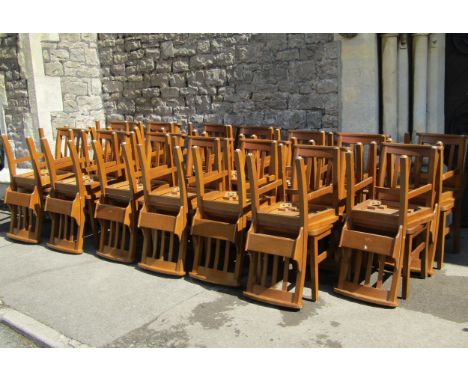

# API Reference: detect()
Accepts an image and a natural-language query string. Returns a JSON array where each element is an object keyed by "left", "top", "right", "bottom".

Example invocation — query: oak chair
[
  {"left": 92, "top": 131, "right": 142, "bottom": 263},
  {"left": 335, "top": 143, "right": 438, "bottom": 307},
  {"left": 414, "top": 133, "right": 468, "bottom": 261},
  {"left": 41, "top": 136, "right": 99, "bottom": 254},
  {"left": 189, "top": 141, "right": 253, "bottom": 287},
  {"left": 1, "top": 135, "right": 50, "bottom": 244},
  {"left": 136, "top": 143, "right": 194, "bottom": 276}
]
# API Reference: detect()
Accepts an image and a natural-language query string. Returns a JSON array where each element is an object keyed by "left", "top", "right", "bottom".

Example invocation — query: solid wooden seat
[
  {"left": 335, "top": 143, "right": 438, "bottom": 307},
  {"left": 136, "top": 140, "right": 190, "bottom": 277}
]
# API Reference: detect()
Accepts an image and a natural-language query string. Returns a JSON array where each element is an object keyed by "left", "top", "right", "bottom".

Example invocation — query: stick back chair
[
  {"left": 41, "top": 136, "right": 99, "bottom": 254},
  {"left": 415, "top": 133, "right": 468, "bottom": 261},
  {"left": 335, "top": 143, "right": 438, "bottom": 307},
  {"left": 189, "top": 142, "right": 253, "bottom": 287},
  {"left": 1, "top": 135, "right": 50, "bottom": 244},
  {"left": 92, "top": 131, "right": 143, "bottom": 263},
  {"left": 136, "top": 142, "right": 194, "bottom": 276}
]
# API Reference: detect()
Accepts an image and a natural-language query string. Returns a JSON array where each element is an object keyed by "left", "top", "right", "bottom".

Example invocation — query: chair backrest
[
  {"left": 91, "top": 131, "right": 129, "bottom": 192},
  {"left": 191, "top": 141, "right": 232, "bottom": 211},
  {"left": 136, "top": 133, "right": 175, "bottom": 200},
  {"left": 55, "top": 127, "right": 93, "bottom": 171},
  {"left": 40, "top": 137, "right": 73, "bottom": 190},
  {"left": 292, "top": 145, "right": 341, "bottom": 210},
  {"left": 289, "top": 130, "right": 326, "bottom": 146},
  {"left": 377, "top": 143, "right": 438, "bottom": 210},
  {"left": 185, "top": 136, "right": 229, "bottom": 185},
  {"left": 239, "top": 138, "right": 279, "bottom": 183},
  {"left": 147, "top": 121, "right": 181, "bottom": 135},
  {"left": 238, "top": 126, "right": 276, "bottom": 140},
  {"left": 1, "top": 135, "right": 32, "bottom": 182},
  {"left": 107, "top": 120, "right": 142, "bottom": 133},
  {"left": 416, "top": 133, "right": 468, "bottom": 191},
  {"left": 202, "top": 124, "right": 234, "bottom": 139},
  {"left": 66, "top": 139, "right": 86, "bottom": 197},
  {"left": 144, "top": 132, "right": 175, "bottom": 181},
  {"left": 246, "top": 143, "right": 286, "bottom": 228},
  {"left": 25, "top": 137, "right": 48, "bottom": 190}
]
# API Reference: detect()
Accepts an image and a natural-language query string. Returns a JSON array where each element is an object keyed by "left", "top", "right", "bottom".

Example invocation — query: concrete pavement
[{"left": 0, "top": 209, "right": 467, "bottom": 347}]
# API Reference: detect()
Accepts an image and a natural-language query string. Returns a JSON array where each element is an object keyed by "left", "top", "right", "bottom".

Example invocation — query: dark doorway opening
[{"left": 445, "top": 33, "right": 468, "bottom": 226}]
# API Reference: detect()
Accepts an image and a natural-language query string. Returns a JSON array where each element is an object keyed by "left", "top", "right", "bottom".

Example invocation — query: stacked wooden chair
[
  {"left": 40, "top": 129, "right": 100, "bottom": 254},
  {"left": 335, "top": 143, "right": 438, "bottom": 307},
  {"left": 147, "top": 121, "right": 181, "bottom": 135},
  {"left": 133, "top": 134, "right": 191, "bottom": 276},
  {"left": 289, "top": 130, "right": 329, "bottom": 146},
  {"left": 238, "top": 125, "right": 279, "bottom": 141},
  {"left": 411, "top": 133, "right": 468, "bottom": 271},
  {"left": 189, "top": 137, "right": 243, "bottom": 285},
  {"left": 243, "top": 144, "right": 341, "bottom": 308},
  {"left": 92, "top": 129, "right": 143, "bottom": 263},
  {"left": 1, "top": 133, "right": 50, "bottom": 244}
]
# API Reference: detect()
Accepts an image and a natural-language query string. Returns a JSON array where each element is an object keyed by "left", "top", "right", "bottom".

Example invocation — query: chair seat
[
  {"left": 255, "top": 202, "right": 337, "bottom": 236},
  {"left": 55, "top": 175, "right": 100, "bottom": 199},
  {"left": 350, "top": 199, "right": 433, "bottom": 235},
  {"left": 147, "top": 185, "right": 197, "bottom": 211}
]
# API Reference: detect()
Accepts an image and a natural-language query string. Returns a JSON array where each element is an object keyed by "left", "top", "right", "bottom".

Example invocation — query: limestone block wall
[
  {"left": 42, "top": 33, "right": 105, "bottom": 130},
  {"left": 0, "top": 34, "right": 32, "bottom": 159},
  {"left": 97, "top": 33, "right": 339, "bottom": 130}
]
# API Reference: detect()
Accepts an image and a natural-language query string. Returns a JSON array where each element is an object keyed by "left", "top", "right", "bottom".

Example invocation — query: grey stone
[
  {"left": 173, "top": 59, "right": 189, "bottom": 73},
  {"left": 125, "top": 39, "right": 141, "bottom": 52},
  {"left": 136, "top": 59, "right": 155, "bottom": 73},
  {"left": 76, "top": 95, "right": 103, "bottom": 110},
  {"left": 50, "top": 49, "right": 70, "bottom": 61},
  {"left": 197, "top": 40, "right": 210, "bottom": 53},
  {"left": 62, "top": 80, "right": 88, "bottom": 96},
  {"left": 70, "top": 48, "right": 85, "bottom": 62},
  {"left": 161, "top": 41, "right": 174, "bottom": 58},
  {"left": 161, "top": 87, "right": 179, "bottom": 98},
  {"left": 102, "top": 81, "right": 123, "bottom": 93},
  {"left": 84, "top": 48, "right": 100, "bottom": 65},
  {"left": 44, "top": 62, "right": 63, "bottom": 76}
]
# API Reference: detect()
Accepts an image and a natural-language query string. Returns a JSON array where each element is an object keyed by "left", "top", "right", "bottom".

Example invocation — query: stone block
[
  {"left": 102, "top": 80, "right": 123, "bottom": 93},
  {"left": 113, "top": 52, "right": 128, "bottom": 64},
  {"left": 137, "top": 58, "right": 155, "bottom": 73},
  {"left": 81, "top": 33, "right": 97, "bottom": 42},
  {"left": 156, "top": 61, "right": 172, "bottom": 73},
  {"left": 76, "top": 95, "right": 103, "bottom": 111},
  {"left": 173, "top": 59, "right": 189, "bottom": 73},
  {"left": 44, "top": 62, "right": 63, "bottom": 76},
  {"left": 317, "top": 78, "right": 337, "bottom": 94},
  {"left": 60, "top": 34, "right": 81, "bottom": 42},
  {"left": 110, "top": 64, "right": 125, "bottom": 76},
  {"left": 62, "top": 80, "right": 88, "bottom": 96},
  {"left": 169, "top": 74, "right": 186, "bottom": 87},
  {"left": 84, "top": 48, "right": 100, "bottom": 65},
  {"left": 161, "top": 87, "right": 179, "bottom": 98},
  {"left": 70, "top": 48, "right": 85, "bottom": 62},
  {"left": 125, "top": 39, "right": 141, "bottom": 51},
  {"left": 205, "top": 69, "right": 226, "bottom": 86},
  {"left": 197, "top": 40, "right": 210, "bottom": 53},
  {"left": 289, "top": 60, "right": 316, "bottom": 80},
  {"left": 50, "top": 49, "right": 70, "bottom": 61},
  {"left": 189, "top": 54, "right": 214, "bottom": 69},
  {"left": 306, "top": 111, "right": 323, "bottom": 129},
  {"left": 129, "top": 49, "right": 145, "bottom": 60},
  {"left": 161, "top": 41, "right": 174, "bottom": 58},
  {"left": 150, "top": 73, "right": 169, "bottom": 87},
  {"left": 276, "top": 49, "right": 300, "bottom": 61}
]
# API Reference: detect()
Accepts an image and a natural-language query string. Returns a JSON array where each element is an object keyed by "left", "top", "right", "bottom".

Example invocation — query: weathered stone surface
[
  {"left": 96, "top": 33, "right": 339, "bottom": 130},
  {"left": 44, "top": 62, "right": 64, "bottom": 76}
]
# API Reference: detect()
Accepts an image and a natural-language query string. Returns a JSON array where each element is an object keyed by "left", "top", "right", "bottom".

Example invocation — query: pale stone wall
[
  {"left": 42, "top": 33, "right": 105, "bottom": 130},
  {"left": 98, "top": 33, "right": 339, "bottom": 131}
]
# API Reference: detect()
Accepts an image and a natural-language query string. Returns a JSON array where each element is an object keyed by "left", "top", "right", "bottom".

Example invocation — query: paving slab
[{"left": 0, "top": 219, "right": 467, "bottom": 347}]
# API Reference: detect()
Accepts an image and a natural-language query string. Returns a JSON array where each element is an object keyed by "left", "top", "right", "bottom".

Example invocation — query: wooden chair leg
[
  {"left": 402, "top": 235, "right": 413, "bottom": 300},
  {"left": 452, "top": 200, "right": 462, "bottom": 254},
  {"left": 310, "top": 237, "right": 319, "bottom": 302},
  {"left": 436, "top": 211, "right": 447, "bottom": 270}
]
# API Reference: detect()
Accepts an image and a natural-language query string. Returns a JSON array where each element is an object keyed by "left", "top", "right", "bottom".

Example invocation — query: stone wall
[
  {"left": 42, "top": 33, "right": 105, "bottom": 130},
  {"left": 0, "top": 33, "right": 32, "bottom": 159},
  {"left": 98, "top": 33, "right": 339, "bottom": 131}
]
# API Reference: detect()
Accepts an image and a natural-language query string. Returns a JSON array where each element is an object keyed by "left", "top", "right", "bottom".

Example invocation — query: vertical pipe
[
  {"left": 412, "top": 33, "right": 429, "bottom": 135},
  {"left": 427, "top": 33, "right": 446, "bottom": 134},
  {"left": 381, "top": 34, "right": 399, "bottom": 138},
  {"left": 398, "top": 34, "right": 409, "bottom": 142}
]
